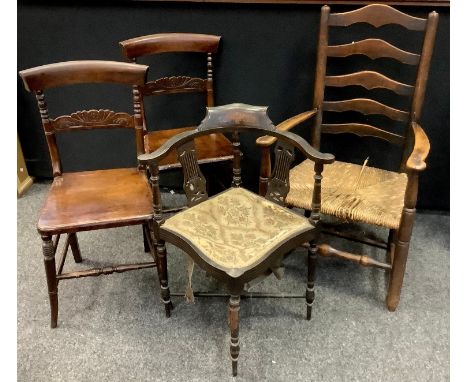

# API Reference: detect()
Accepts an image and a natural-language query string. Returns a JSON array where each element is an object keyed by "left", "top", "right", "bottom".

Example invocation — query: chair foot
[
  {"left": 69, "top": 233, "right": 82, "bottom": 263},
  {"left": 164, "top": 303, "right": 172, "bottom": 318},
  {"left": 232, "top": 361, "right": 238, "bottom": 377},
  {"left": 228, "top": 295, "right": 240, "bottom": 377},
  {"left": 306, "top": 242, "right": 317, "bottom": 320},
  {"left": 386, "top": 296, "right": 399, "bottom": 312},
  {"left": 42, "top": 235, "right": 58, "bottom": 328}
]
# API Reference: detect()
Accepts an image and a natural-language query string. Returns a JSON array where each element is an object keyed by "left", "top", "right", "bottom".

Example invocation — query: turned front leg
[
  {"left": 387, "top": 172, "right": 418, "bottom": 311},
  {"left": 228, "top": 295, "right": 240, "bottom": 376},
  {"left": 306, "top": 243, "right": 317, "bottom": 320},
  {"left": 42, "top": 235, "right": 58, "bottom": 328},
  {"left": 156, "top": 240, "right": 173, "bottom": 317},
  {"left": 68, "top": 232, "right": 82, "bottom": 263}
]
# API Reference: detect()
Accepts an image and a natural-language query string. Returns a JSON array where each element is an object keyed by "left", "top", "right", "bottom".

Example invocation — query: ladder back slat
[
  {"left": 322, "top": 123, "right": 405, "bottom": 145},
  {"left": 323, "top": 98, "right": 409, "bottom": 122},
  {"left": 328, "top": 4, "right": 427, "bottom": 31},
  {"left": 327, "top": 39, "right": 420, "bottom": 65},
  {"left": 325, "top": 71, "right": 414, "bottom": 96}
]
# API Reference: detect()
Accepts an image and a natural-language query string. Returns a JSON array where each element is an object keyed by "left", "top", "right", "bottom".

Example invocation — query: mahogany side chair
[
  {"left": 119, "top": 33, "right": 233, "bottom": 171},
  {"left": 257, "top": 4, "right": 437, "bottom": 311},
  {"left": 138, "top": 104, "right": 334, "bottom": 376},
  {"left": 19, "top": 60, "right": 158, "bottom": 328}
]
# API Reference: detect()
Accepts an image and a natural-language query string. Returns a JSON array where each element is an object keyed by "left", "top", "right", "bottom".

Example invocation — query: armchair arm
[
  {"left": 256, "top": 109, "right": 318, "bottom": 147},
  {"left": 406, "top": 122, "right": 430, "bottom": 172}
]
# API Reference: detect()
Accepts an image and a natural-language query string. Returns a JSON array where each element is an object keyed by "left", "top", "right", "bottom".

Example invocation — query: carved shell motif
[
  {"left": 142, "top": 76, "right": 207, "bottom": 95},
  {"left": 52, "top": 109, "right": 133, "bottom": 131}
]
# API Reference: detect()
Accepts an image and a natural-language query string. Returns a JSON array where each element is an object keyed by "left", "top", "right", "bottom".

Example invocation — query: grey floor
[{"left": 18, "top": 182, "right": 449, "bottom": 382}]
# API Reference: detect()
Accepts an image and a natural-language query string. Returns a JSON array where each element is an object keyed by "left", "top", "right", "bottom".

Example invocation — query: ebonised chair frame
[{"left": 138, "top": 104, "right": 334, "bottom": 376}]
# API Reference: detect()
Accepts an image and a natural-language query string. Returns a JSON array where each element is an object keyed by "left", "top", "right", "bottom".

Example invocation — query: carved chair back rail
[
  {"left": 19, "top": 60, "right": 158, "bottom": 329},
  {"left": 138, "top": 104, "right": 334, "bottom": 376}
]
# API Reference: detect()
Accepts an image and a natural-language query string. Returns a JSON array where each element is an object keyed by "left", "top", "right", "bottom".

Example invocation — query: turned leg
[
  {"left": 306, "top": 242, "right": 317, "bottom": 320},
  {"left": 42, "top": 235, "right": 58, "bottom": 328},
  {"left": 385, "top": 229, "right": 396, "bottom": 267},
  {"left": 386, "top": 208, "right": 415, "bottom": 311},
  {"left": 156, "top": 240, "right": 173, "bottom": 317},
  {"left": 228, "top": 295, "right": 240, "bottom": 377},
  {"left": 143, "top": 225, "right": 150, "bottom": 253},
  {"left": 68, "top": 232, "right": 82, "bottom": 263}
]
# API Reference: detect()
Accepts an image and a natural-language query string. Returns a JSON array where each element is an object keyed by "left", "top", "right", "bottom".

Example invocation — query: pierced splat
[
  {"left": 177, "top": 141, "right": 208, "bottom": 207},
  {"left": 265, "top": 142, "right": 295, "bottom": 206}
]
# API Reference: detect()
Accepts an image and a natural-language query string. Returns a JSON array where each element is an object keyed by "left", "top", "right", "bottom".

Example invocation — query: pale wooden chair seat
[
  {"left": 38, "top": 168, "right": 153, "bottom": 235},
  {"left": 143, "top": 126, "right": 233, "bottom": 170},
  {"left": 162, "top": 187, "right": 312, "bottom": 276},
  {"left": 286, "top": 160, "right": 408, "bottom": 229}
]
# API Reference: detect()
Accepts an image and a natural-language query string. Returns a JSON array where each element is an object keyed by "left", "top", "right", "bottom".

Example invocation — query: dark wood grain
[
  {"left": 120, "top": 33, "right": 232, "bottom": 170},
  {"left": 144, "top": 126, "right": 233, "bottom": 170},
  {"left": 177, "top": 141, "right": 208, "bottom": 206},
  {"left": 141, "top": 104, "right": 333, "bottom": 375},
  {"left": 256, "top": 109, "right": 317, "bottom": 147},
  {"left": 265, "top": 142, "right": 295, "bottom": 205},
  {"left": 321, "top": 123, "right": 405, "bottom": 144},
  {"left": 51, "top": 109, "right": 134, "bottom": 132},
  {"left": 19, "top": 60, "right": 157, "bottom": 327},
  {"left": 19, "top": 60, "right": 148, "bottom": 91},
  {"left": 406, "top": 122, "right": 430, "bottom": 171},
  {"left": 328, "top": 3, "right": 428, "bottom": 30},
  {"left": 323, "top": 98, "right": 409, "bottom": 121},
  {"left": 327, "top": 39, "right": 420, "bottom": 65},
  {"left": 140, "top": 76, "right": 207, "bottom": 96},
  {"left": 256, "top": 4, "right": 438, "bottom": 312},
  {"left": 120, "top": 33, "right": 221, "bottom": 59},
  {"left": 37, "top": 168, "right": 153, "bottom": 235},
  {"left": 325, "top": 71, "right": 414, "bottom": 96}
]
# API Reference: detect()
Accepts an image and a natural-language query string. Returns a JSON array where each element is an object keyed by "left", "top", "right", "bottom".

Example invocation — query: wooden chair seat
[
  {"left": 37, "top": 168, "right": 153, "bottom": 235},
  {"left": 143, "top": 126, "right": 233, "bottom": 170},
  {"left": 161, "top": 187, "right": 313, "bottom": 277},
  {"left": 286, "top": 160, "right": 408, "bottom": 229}
]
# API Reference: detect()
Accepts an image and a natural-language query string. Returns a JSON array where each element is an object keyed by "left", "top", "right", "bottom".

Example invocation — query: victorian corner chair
[
  {"left": 19, "top": 60, "right": 158, "bottom": 328},
  {"left": 138, "top": 104, "right": 334, "bottom": 376},
  {"left": 257, "top": 4, "right": 437, "bottom": 311}
]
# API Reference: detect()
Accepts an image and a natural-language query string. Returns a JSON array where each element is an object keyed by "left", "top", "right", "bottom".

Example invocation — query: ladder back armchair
[{"left": 257, "top": 4, "right": 437, "bottom": 311}]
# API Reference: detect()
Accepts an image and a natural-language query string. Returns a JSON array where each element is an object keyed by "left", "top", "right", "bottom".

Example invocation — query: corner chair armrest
[
  {"left": 256, "top": 109, "right": 318, "bottom": 147},
  {"left": 406, "top": 122, "right": 431, "bottom": 172}
]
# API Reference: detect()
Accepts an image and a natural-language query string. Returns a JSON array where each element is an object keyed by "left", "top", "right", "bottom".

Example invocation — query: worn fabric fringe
[
  {"left": 185, "top": 255, "right": 195, "bottom": 303},
  {"left": 286, "top": 159, "right": 408, "bottom": 229}
]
